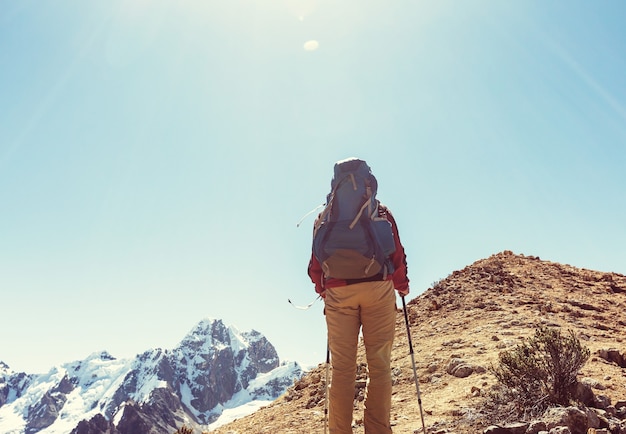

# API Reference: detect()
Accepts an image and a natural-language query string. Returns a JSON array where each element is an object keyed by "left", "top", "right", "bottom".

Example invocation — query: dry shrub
[{"left": 488, "top": 326, "right": 590, "bottom": 419}]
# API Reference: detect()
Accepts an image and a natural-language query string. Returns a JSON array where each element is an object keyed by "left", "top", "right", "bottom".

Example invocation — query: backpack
[{"left": 312, "top": 158, "right": 396, "bottom": 280}]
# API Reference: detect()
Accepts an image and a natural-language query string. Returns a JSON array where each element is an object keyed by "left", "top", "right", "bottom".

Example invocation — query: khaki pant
[{"left": 325, "top": 280, "right": 396, "bottom": 434}]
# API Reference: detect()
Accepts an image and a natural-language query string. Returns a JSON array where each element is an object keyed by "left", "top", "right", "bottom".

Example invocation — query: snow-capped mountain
[{"left": 0, "top": 319, "right": 303, "bottom": 434}]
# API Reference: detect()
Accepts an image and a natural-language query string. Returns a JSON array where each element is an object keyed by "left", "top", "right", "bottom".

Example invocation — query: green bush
[{"left": 490, "top": 326, "right": 590, "bottom": 416}]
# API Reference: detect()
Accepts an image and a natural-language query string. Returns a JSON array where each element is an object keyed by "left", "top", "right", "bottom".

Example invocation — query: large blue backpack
[{"left": 312, "top": 158, "right": 396, "bottom": 280}]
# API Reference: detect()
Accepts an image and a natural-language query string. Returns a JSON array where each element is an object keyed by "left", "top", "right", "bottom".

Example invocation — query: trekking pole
[
  {"left": 402, "top": 296, "right": 427, "bottom": 434},
  {"left": 324, "top": 341, "right": 330, "bottom": 434}
]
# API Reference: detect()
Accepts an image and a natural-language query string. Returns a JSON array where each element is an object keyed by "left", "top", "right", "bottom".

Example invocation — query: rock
[
  {"left": 25, "top": 374, "right": 75, "bottom": 434},
  {"left": 594, "top": 395, "right": 611, "bottom": 410},
  {"left": 71, "top": 414, "right": 119, "bottom": 434},
  {"left": 446, "top": 358, "right": 475, "bottom": 378},
  {"left": 574, "top": 381, "right": 596, "bottom": 407},
  {"left": 584, "top": 407, "right": 601, "bottom": 429},
  {"left": 451, "top": 364, "right": 474, "bottom": 378},
  {"left": 427, "top": 362, "right": 439, "bottom": 373},
  {"left": 597, "top": 349, "right": 626, "bottom": 368},
  {"left": 25, "top": 391, "right": 68, "bottom": 433},
  {"left": 549, "top": 428, "right": 572, "bottom": 434},
  {"left": 543, "top": 406, "right": 588, "bottom": 434},
  {"left": 483, "top": 422, "right": 528, "bottom": 434},
  {"left": 581, "top": 377, "right": 607, "bottom": 391},
  {"left": 526, "top": 421, "right": 547, "bottom": 434}
]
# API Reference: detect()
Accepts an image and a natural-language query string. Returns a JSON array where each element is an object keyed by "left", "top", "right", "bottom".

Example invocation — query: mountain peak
[
  {"left": 83, "top": 350, "right": 117, "bottom": 362},
  {"left": 175, "top": 318, "right": 248, "bottom": 358}
]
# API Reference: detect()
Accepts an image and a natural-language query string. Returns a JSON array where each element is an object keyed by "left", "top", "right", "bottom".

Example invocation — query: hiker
[{"left": 308, "top": 157, "right": 410, "bottom": 434}]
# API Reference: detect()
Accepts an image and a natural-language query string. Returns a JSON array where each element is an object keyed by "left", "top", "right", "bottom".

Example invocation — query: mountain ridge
[
  {"left": 211, "top": 251, "right": 626, "bottom": 434},
  {"left": 0, "top": 318, "right": 303, "bottom": 434}
]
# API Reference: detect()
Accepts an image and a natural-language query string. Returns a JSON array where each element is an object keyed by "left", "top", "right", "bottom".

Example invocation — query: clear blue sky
[{"left": 1, "top": 0, "right": 625, "bottom": 374}]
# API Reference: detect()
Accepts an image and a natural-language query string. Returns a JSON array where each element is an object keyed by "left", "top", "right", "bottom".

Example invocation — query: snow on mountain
[
  {"left": 0, "top": 352, "right": 127, "bottom": 434},
  {"left": 0, "top": 319, "right": 304, "bottom": 434}
]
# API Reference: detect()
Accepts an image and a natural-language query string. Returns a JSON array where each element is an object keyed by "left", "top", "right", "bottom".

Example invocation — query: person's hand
[{"left": 398, "top": 287, "right": 409, "bottom": 297}]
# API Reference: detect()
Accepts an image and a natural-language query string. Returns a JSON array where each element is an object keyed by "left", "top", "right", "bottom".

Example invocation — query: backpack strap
[
  {"left": 348, "top": 173, "right": 357, "bottom": 190},
  {"left": 349, "top": 197, "right": 372, "bottom": 229}
]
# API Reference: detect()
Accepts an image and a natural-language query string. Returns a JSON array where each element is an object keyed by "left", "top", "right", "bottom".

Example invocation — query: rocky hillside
[{"left": 211, "top": 251, "right": 626, "bottom": 434}]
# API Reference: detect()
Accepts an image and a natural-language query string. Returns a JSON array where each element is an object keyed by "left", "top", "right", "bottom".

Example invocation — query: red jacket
[{"left": 308, "top": 204, "right": 409, "bottom": 295}]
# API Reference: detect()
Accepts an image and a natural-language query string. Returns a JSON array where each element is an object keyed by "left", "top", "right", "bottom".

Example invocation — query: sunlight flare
[{"left": 303, "top": 40, "right": 319, "bottom": 51}]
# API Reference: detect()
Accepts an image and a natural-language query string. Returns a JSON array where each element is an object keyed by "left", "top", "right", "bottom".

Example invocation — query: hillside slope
[{"left": 211, "top": 251, "right": 626, "bottom": 433}]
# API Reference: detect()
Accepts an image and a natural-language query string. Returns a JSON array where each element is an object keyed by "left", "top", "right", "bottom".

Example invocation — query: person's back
[{"left": 308, "top": 157, "right": 409, "bottom": 433}]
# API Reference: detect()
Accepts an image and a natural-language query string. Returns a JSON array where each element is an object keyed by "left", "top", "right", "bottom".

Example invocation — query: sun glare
[{"left": 303, "top": 40, "right": 319, "bottom": 51}]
